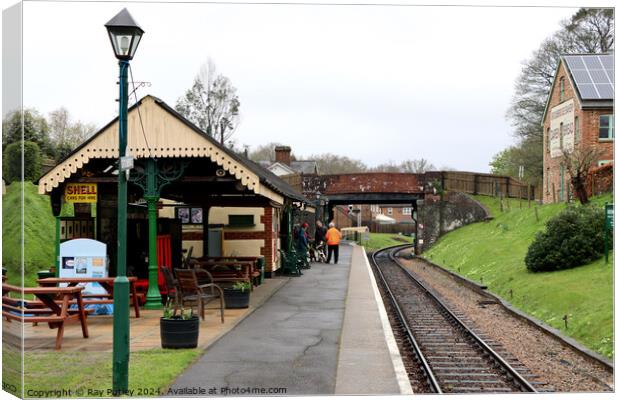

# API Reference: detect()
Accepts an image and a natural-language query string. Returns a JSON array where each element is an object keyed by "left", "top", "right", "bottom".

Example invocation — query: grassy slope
[
  {"left": 424, "top": 194, "right": 613, "bottom": 358},
  {"left": 2, "top": 182, "right": 56, "bottom": 287},
  {"left": 364, "top": 232, "right": 413, "bottom": 252}
]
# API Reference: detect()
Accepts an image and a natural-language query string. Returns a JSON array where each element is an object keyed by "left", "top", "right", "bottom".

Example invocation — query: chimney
[{"left": 274, "top": 146, "right": 292, "bottom": 166}]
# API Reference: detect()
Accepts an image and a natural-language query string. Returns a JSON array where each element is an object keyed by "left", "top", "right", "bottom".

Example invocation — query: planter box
[
  {"left": 223, "top": 288, "right": 250, "bottom": 309},
  {"left": 160, "top": 316, "right": 199, "bottom": 349}
]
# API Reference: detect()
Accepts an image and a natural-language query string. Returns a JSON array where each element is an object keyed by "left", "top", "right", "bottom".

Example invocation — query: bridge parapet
[{"left": 301, "top": 172, "right": 425, "bottom": 197}]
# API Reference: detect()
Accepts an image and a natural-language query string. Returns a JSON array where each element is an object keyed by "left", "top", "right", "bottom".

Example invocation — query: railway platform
[{"left": 169, "top": 244, "right": 411, "bottom": 396}]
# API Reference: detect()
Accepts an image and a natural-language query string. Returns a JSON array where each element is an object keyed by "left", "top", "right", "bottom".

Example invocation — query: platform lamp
[{"left": 105, "top": 8, "right": 144, "bottom": 395}]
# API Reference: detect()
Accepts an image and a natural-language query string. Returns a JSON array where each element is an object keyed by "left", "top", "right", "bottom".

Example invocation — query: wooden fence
[{"left": 430, "top": 171, "right": 541, "bottom": 201}]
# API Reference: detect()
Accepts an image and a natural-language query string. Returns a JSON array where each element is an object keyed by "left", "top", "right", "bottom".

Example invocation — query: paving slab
[
  {"left": 335, "top": 244, "right": 411, "bottom": 395},
  {"left": 169, "top": 246, "right": 352, "bottom": 396}
]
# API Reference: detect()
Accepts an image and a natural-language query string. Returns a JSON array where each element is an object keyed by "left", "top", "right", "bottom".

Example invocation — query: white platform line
[{"left": 361, "top": 246, "right": 414, "bottom": 395}]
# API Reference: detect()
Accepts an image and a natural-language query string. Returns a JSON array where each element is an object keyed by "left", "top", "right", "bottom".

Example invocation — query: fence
[
  {"left": 366, "top": 222, "right": 416, "bottom": 235},
  {"left": 429, "top": 171, "right": 541, "bottom": 201}
]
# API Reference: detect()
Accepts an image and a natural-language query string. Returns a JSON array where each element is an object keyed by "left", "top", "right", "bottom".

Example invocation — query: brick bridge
[{"left": 300, "top": 172, "right": 428, "bottom": 205}]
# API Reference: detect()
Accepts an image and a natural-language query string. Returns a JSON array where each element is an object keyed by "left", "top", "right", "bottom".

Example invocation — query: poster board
[
  {"left": 59, "top": 239, "right": 108, "bottom": 291},
  {"left": 549, "top": 99, "right": 574, "bottom": 158}
]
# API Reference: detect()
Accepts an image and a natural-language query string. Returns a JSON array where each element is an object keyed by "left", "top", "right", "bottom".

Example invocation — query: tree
[
  {"left": 2, "top": 109, "right": 54, "bottom": 158},
  {"left": 562, "top": 145, "right": 603, "bottom": 205},
  {"left": 48, "top": 107, "right": 97, "bottom": 160},
  {"left": 307, "top": 153, "right": 367, "bottom": 174},
  {"left": 371, "top": 158, "right": 436, "bottom": 173},
  {"left": 248, "top": 142, "right": 290, "bottom": 162},
  {"left": 489, "top": 136, "right": 543, "bottom": 185},
  {"left": 3, "top": 141, "right": 42, "bottom": 183},
  {"left": 175, "top": 59, "right": 240, "bottom": 146}
]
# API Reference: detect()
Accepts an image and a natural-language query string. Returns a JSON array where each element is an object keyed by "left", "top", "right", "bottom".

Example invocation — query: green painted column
[
  {"left": 286, "top": 205, "right": 293, "bottom": 253},
  {"left": 143, "top": 158, "right": 162, "bottom": 310},
  {"left": 112, "top": 59, "right": 131, "bottom": 394},
  {"left": 54, "top": 216, "right": 61, "bottom": 277}
]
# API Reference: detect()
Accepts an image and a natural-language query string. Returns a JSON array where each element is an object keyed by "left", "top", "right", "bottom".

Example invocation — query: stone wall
[{"left": 419, "top": 192, "right": 491, "bottom": 251}]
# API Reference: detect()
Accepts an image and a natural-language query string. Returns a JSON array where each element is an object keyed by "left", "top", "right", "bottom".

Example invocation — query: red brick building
[{"left": 542, "top": 54, "right": 613, "bottom": 204}]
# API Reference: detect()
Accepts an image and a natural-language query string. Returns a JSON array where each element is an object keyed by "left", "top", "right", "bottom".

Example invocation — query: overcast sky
[{"left": 10, "top": 1, "right": 596, "bottom": 171}]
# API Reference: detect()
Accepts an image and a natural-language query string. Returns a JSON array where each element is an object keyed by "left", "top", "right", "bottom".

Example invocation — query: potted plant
[
  {"left": 223, "top": 281, "right": 251, "bottom": 309},
  {"left": 160, "top": 301, "right": 199, "bottom": 349}
]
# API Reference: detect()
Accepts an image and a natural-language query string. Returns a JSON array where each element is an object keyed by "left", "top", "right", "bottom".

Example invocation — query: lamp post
[{"left": 105, "top": 8, "right": 144, "bottom": 394}]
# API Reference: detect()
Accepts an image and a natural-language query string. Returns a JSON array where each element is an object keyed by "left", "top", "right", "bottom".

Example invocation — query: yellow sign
[{"left": 65, "top": 183, "right": 97, "bottom": 203}]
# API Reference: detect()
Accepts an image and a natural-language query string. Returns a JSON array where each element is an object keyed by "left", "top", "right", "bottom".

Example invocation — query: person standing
[
  {"left": 325, "top": 222, "right": 342, "bottom": 264},
  {"left": 315, "top": 220, "right": 327, "bottom": 245}
]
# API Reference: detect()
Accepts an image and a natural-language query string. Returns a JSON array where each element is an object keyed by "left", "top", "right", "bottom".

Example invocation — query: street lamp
[{"left": 105, "top": 8, "right": 144, "bottom": 395}]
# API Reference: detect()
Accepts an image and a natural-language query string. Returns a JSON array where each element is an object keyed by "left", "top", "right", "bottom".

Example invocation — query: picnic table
[
  {"left": 37, "top": 277, "right": 141, "bottom": 318},
  {"left": 191, "top": 259, "right": 256, "bottom": 290},
  {"left": 2, "top": 283, "right": 89, "bottom": 350}
]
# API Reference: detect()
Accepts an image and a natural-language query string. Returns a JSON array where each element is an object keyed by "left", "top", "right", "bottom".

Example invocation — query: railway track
[{"left": 371, "top": 244, "right": 542, "bottom": 394}]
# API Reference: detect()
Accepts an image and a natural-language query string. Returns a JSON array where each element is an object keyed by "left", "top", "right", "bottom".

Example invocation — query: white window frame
[{"left": 387, "top": 208, "right": 393, "bottom": 216}]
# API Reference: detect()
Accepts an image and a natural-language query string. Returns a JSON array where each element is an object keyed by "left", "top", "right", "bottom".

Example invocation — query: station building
[
  {"left": 38, "top": 95, "right": 314, "bottom": 293},
  {"left": 542, "top": 54, "right": 614, "bottom": 204}
]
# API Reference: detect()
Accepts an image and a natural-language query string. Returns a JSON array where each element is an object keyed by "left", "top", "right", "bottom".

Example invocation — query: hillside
[
  {"left": 2, "top": 182, "right": 56, "bottom": 287},
  {"left": 424, "top": 194, "right": 613, "bottom": 358}
]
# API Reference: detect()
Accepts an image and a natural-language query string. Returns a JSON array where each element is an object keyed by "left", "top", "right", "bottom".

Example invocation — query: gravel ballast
[{"left": 396, "top": 254, "right": 613, "bottom": 393}]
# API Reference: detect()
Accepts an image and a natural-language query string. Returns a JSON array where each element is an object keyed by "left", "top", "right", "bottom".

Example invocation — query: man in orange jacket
[{"left": 325, "top": 222, "right": 342, "bottom": 264}]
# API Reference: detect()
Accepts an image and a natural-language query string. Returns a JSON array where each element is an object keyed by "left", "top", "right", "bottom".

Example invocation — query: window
[
  {"left": 546, "top": 127, "right": 551, "bottom": 153},
  {"left": 559, "top": 122, "right": 564, "bottom": 149},
  {"left": 559, "top": 77, "right": 565, "bottom": 101},
  {"left": 574, "top": 116, "right": 580, "bottom": 144},
  {"left": 599, "top": 115, "right": 614, "bottom": 140},
  {"left": 228, "top": 215, "right": 255, "bottom": 227},
  {"left": 387, "top": 208, "right": 393, "bottom": 216},
  {"left": 402, "top": 207, "right": 412, "bottom": 215},
  {"left": 598, "top": 160, "right": 613, "bottom": 167},
  {"left": 546, "top": 168, "right": 550, "bottom": 194}
]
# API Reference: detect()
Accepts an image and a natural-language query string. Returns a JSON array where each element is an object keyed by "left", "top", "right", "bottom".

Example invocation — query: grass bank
[
  {"left": 364, "top": 232, "right": 413, "bottom": 252},
  {"left": 424, "top": 194, "right": 613, "bottom": 358},
  {"left": 19, "top": 349, "right": 199, "bottom": 397}
]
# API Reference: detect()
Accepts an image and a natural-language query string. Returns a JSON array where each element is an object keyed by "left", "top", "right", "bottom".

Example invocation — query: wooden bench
[
  {"left": 2, "top": 284, "right": 89, "bottom": 350},
  {"left": 37, "top": 277, "right": 141, "bottom": 318}
]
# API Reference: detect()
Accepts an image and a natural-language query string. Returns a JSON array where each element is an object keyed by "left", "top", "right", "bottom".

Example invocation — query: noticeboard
[
  {"left": 59, "top": 239, "right": 108, "bottom": 290},
  {"left": 605, "top": 204, "right": 614, "bottom": 230}
]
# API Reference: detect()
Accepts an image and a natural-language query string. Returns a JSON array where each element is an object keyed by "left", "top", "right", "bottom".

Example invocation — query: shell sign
[{"left": 65, "top": 183, "right": 97, "bottom": 203}]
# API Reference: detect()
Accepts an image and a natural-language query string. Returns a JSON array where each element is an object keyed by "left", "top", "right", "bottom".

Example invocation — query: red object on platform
[{"left": 157, "top": 235, "right": 172, "bottom": 295}]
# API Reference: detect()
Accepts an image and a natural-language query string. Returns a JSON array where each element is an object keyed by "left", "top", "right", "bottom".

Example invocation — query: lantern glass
[{"left": 107, "top": 27, "right": 142, "bottom": 60}]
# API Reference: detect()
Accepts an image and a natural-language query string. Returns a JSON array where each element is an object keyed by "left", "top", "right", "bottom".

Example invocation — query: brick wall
[
  {"left": 301, "top": 173, "right": 422, "bottom": 196},
  {"left": 542, "top": 61, "right": 614, "bottom": 204},
  {"left": 585, "top": 163, "right": 614, "bottom": 198}
]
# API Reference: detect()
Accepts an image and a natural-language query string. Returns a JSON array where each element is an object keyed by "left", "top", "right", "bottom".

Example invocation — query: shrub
[
  {"left": 525, "top": 205, "right": 607, "bottom": 272},
  {"left": 3, "top": 141, "right": 42, "bottom": 183}
]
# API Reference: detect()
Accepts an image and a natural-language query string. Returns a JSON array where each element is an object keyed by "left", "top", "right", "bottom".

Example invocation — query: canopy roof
[{"left": 38, "top": 95, "right": 309, "bottom": 205}]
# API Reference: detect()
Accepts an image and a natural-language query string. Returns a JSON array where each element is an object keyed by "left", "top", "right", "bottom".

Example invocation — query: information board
[{"left": 59, "top": 239, "right": 108, "bottom": 290}]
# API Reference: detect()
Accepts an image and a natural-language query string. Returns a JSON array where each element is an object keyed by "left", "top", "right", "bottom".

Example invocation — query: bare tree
[
  {"left": 562, "top": 145, "right": 603, "bottom": 205},
  {"left": 48, "top": 107, "right": 97, "bottom": 159},
  {"left": 371, "top": 158, "right": 436, "bottom": 173},
  {"left": 176, "top": 59, "right": 241, "bottom": 146}
]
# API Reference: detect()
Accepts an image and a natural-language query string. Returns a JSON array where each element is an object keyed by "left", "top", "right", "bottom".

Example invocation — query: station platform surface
[{"left": 169, "top": 244, "right": 410, "bottom": 396}]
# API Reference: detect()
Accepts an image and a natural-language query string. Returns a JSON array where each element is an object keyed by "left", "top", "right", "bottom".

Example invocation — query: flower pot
[
  {"left": 223, "top": 288, "right": 250, "bottom": 309},
  {"left": 160, "top": 316, "right": 199, "bottom": 349}
]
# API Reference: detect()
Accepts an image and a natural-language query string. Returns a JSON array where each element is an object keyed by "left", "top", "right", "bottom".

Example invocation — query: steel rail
[
  {"left": 370, "top": 244, "right": 442, "bottom": 393},
  {"left": 380, "top": 244, "right": 538, "bottom": 393}
]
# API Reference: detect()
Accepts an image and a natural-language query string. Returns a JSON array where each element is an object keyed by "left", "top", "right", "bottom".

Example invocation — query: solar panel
[
  {"left": 564, "top": 55, "right": 614, "bottom": 100},
  {"left": 596, "top": 83, "right": 614, "bottom": 99}
]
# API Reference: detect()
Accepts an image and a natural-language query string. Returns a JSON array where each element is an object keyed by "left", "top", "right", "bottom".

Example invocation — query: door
[{"left": 207, "top": 228, "right": 223, "bottom": 257}]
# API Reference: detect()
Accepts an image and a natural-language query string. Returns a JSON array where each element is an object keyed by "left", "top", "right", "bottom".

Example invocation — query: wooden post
[
  {"left": 552, "top": 183, "right": 556, "bottom": 203},
  {"left": 534, "top": 206, "right": 539, "bottom": 222},
  {"left": 528, "top": 184, "right": 532, "bottom": 208},
  {"left": 499, "top": 192, "right": 504, "bottom": 212}
]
